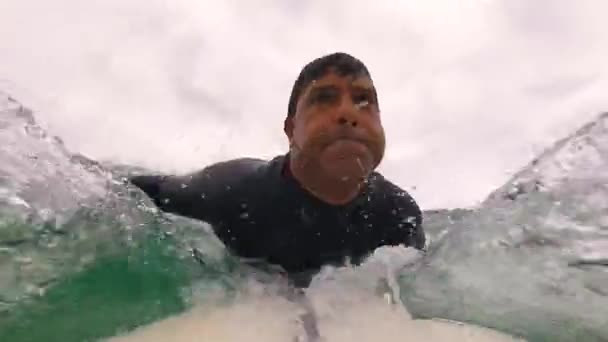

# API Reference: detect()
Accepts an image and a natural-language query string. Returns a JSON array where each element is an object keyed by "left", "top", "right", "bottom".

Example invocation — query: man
[{"left": 130, "top": 52, "right": 425, "bottom": 288}]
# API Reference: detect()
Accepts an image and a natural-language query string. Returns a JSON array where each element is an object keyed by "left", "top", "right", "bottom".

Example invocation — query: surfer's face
[{"left": 284, "top": 70, "right": 385, "bottom": 180}]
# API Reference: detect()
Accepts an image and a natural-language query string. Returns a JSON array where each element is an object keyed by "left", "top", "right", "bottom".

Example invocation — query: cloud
[{"left": 0, "top": 0, "right": 606, "bottom": 208}]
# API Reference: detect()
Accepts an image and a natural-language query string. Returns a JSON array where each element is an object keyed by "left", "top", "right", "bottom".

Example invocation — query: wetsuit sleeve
[
  {"left": 387, "top": 188, "right": 426, "bottom": 250},
  {"left": 129, "top": 158, "right": 264, "bottom": 224}
]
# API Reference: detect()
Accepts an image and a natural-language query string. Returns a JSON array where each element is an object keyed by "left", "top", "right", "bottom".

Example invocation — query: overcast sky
[{"left": 1, "top": 0, "right": 607, "bottom": 209}]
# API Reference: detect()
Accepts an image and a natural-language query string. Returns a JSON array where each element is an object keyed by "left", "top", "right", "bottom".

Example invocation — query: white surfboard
[{"left": 108, "top": 294, "right": 522, "bottom": 342}]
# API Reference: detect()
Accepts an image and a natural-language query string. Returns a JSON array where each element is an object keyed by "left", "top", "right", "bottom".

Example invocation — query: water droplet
[
  {"left": 354, "top": 100, "right": 369, "bottom": 109},
  {"left": 355, "top": 158, "right": 364, "bottom": 172},
  {"left": 403, "top": 216, "right": 416, "bottom": 224}
]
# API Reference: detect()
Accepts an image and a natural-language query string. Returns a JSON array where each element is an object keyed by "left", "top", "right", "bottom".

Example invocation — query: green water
[
  {"left": 0, "top": 206, "right": 255, "bottom": 342},
  {"left": 0, "top": 235, "right": 198, "bottom": 342}
]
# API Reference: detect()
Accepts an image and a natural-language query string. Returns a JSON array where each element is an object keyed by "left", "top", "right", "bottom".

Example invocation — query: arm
[{"left": 129, "top": 158, "right": 265, "bottom": 223}]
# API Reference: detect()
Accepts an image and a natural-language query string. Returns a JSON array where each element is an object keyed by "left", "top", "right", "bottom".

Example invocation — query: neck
[{"left": 287, "top": 153, "right": 367, "bottom": 205}]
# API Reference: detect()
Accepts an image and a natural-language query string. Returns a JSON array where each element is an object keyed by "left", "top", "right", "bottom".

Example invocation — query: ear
[{"left": 284, "top": 116, "right": 294, "bottom": 141}]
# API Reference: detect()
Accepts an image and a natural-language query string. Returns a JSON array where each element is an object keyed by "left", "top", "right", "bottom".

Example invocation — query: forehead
[{"left": 304, "top": 70, "right": 375, "bottom": 93}]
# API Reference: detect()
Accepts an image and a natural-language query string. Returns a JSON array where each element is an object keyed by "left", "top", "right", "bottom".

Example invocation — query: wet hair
[{"left": 286, "top": 52, "right": 378, "bottom": 118}]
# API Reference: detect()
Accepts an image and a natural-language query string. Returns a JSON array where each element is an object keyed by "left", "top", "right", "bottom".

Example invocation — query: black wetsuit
[{"left": 130, "top": 154, "right": 424, "bottom": 287}]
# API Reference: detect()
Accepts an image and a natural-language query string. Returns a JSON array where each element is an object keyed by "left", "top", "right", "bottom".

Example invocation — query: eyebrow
[
  {"left": 308, "top": 84, "right": 339, "bottom": 95},
  {"left": 350, "top": 84, "right": 375, "bottom": 93}
]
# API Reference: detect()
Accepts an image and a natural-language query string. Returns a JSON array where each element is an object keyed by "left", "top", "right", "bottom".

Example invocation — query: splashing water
[{"left": 1, "top": 92, "right": 607, "bottom": 341}]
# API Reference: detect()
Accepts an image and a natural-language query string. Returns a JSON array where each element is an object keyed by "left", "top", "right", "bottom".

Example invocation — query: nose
[
  {"left": 336, "top": 100, "right": 359, "bottom": 127},
  {"left": 337, "top": 116, "right": 357, "bottom": 127},
  {"left": 333, "top": 91, "right": 363, "bottom": 127}
]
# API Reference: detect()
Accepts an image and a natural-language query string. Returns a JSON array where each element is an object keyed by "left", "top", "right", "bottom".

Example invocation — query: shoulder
[
  {"left": 368, "top": 172, "right": 421, "bottom": 215},
  {"left": 195, "top": 157, "right": 268, "bottom": 184},
  {"left": 188, "top": 155, "right": 284, "bottom": 201},
  {"left": 147, "top": 157, "right": 271, "bottom": 202}
]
